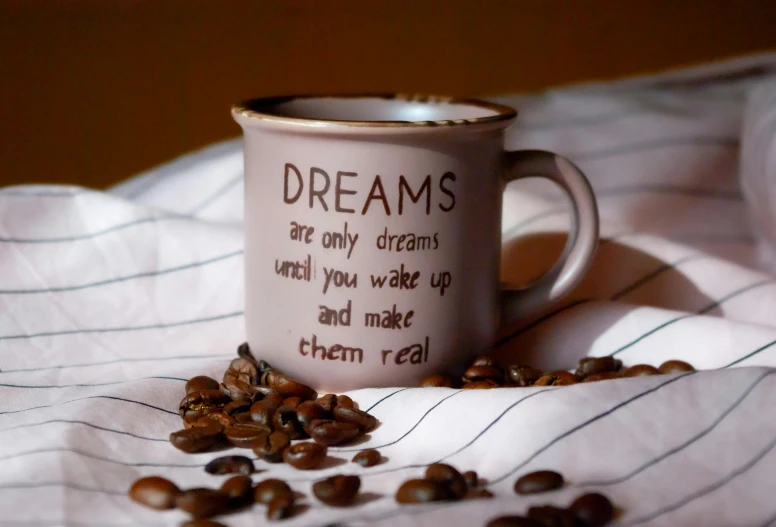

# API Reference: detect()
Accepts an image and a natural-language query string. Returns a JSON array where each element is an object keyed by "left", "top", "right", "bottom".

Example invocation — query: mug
[{"left": 232, "top": 94, "right": 599, "bottom": 392}]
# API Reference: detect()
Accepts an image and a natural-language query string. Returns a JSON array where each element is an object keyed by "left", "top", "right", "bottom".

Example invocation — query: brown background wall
[{"left": 1, "top": 0, "right": 775, "bottom": 189}]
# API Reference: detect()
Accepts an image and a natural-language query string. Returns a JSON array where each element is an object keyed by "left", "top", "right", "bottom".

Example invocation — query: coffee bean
[
  {"left": 181, "top": 520, "right": 228, "bottom": 527},
  {"left": 273, "top": 405, "right": 306, "bottom": 440},
  {"left": 254, "top": 478, "right": 292, "bottom": 505},
  {"left": 463, "top": 470, "right": 478, "bottom": 488},
  {"left": 333, "top": 406, "right": 377, "bottom": 432},
  {"left": 582, "top": 371, "right": 620, "bottom": 383},
  {"left": 465, "top": 488, "right": 494, "bottom": 499},
  {"left": 658, "top": 360, "right": 694, "bottom": 374},
  {"left": 283, "top": 396, "right": 302, "bottom": 409},
  {"left": 419, "top": 374, "right": 458, "bottom": 388},
  {"left": 260, "top": 368, "right": 317, "bottom": 401},
  {"left": 352, "top": 449, "right": 381, "bottom": 467},
  {"left": 219, "top": 475, "right": 254, "bottom": 505},
  {"left": 507, "top": 366, "right": 544, "bottom": 387},
  {"left": 569, "top": 492, "right": 613, "bottom": 527},
  {"left": 622, "top": 364, "right": 661, "bottom": 377},
  {"left": 534, "top": 372, "right": 578, "bottom": 386},
  {"left": 514, "top": 470, "right": 564, "bottom": 494},
  {"left": 312, "top": 475, "right": 361, "bottom": 507},
  {"left": 253, "top": 430, "right": 291, "bottom": 463},
  {"left": 471, "top": 356, "right": 495, "bottom": 367},
  {"left": 336, "top": 394, "right": 356, "bottom": 409},
  {"left": 236, "top": 342, "right": 259, "bottom": 367},
  {"left": 527, "top": 505, "right": 578, "bottom": 527},
  {"left": 461, "top": 379, "right": 499, "bottom": 389},
  {"left": 267, "top": 494, "right": 294, "bottom": 521},
  {"left": 316, "top": 394, "right": 337, "bottom": 412},
  {"left": 225, "top": 358, "right": 259, "bottom": 385},
  {"left": 463, "top": 365, "right": 503, "bottom": 383},
  {"left": 222, "top": 400, "right": 251, "bottom": 416},
  {"left": 297, "top": 400, "right": 331, "bottom": 431},
  {"left": 250, "top": 393, "right": 284, "bottom": 426},
  {"left": 186, "top": 376, "right": 220, "bottom": 395},
  {"left": 395, "top": 478, "right": 447, "bottom": 503},
  {"left": 224, "top": 422, "right": 271, "bottom": 449},
  {"left": 233, "top": 412, "right": 255, "bottom": 424},
  {"left": 283, "top": 442, "right": 327, "bottom": 470},
  {"left": 204, "top": 455, "right": 254, "bottom": 475},
  {"left": 194, "top": 412, "right": 234, "bottom": 429},
  {"left": 176, "top": 489, "right": 233, "bottom": 519},
  {"left": 486, "top": 516, "right": 544, "bottom": 527},
  {"left": 179, "top": 390, "right": 231, "bottom": 423},
  {"left": 310, "top": 420, "right": 361, "bottom": 446},
  {"left": 128, "top": 476, "right": 180, "bottom": 510},
  {"left": 170, "top": 422, "right": 224, "bottom": 453},
  {"left": 576, "top": 357, "right": 619, "bottom": 378},
  {"left": 425, "top": 463, "right": 467, "bottom": 500}
]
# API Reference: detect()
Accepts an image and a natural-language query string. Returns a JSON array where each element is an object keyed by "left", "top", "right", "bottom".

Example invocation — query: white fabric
[{"left": 3, "top": 52, "right": 776, "bottom": 527}]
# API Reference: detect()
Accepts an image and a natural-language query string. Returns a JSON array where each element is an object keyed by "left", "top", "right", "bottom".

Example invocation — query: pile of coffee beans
[
  {"left": 395, "top": 463, "right": 492, "bottom": 503},
  {"left": 420, "top": 355, "right": 694, "bottom": 389},
  {"left": 487, "top": 489, "right": 614, "bottom": 526}
]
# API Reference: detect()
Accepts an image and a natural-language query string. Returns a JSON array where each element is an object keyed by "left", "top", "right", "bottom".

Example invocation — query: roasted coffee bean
[
  {"left": 622, "top": 364, "right": 661, "bottom": 377},
  {"left": 576, "top": 356, "right": 620, "bottom": 378},
  {"left": 170, "top": 422, "right": 224, "bottom": 453},
  {"left": 233, "top": 412, "right": 255, "bottom": 424},
  {"left": 465, "top": 488, "right": 494, "bottom": 499},
  {"left": 267, "top": 494, "right": 294, "bottom": 521},
  {"left": 425, "top": 463, "right": 467, "bottom": 500},
  {"left": 395, "top": 479, "right": 447, "bottom": 503},
  {"left": 419, "top": 374, "right": 458, "bottom": 388},
  {"left": 352, "top": 449, "right": 381, "bottom": 467},
  {"left": 336, "top": 394, "right": 356, "bottom": 409},
  {"left": 569, "top": 492, "right": 613, "bottom": 527},
  {"left": 658, "top": 360, "right": 695, "bottom": 374},
  {"left": 222, "top": 400, "right": 251, "bottom": 416},
  {"left": 195, "top": 412, "right": 234, "bottom": 429},
  {"left": 582, "top": 371, "right": 620, "bottom": 383},
  {"left": 283, "top": 396, "right": 302, "bottom": 409},
  {"left": 534, "top": 372, "right": 578, "bottom": 386},
  {"left": 253, "top": 430, "right": 291, "bottom": 463},
  {"left": 254, "top": 478, "right": 292, "bottom": 505},
  {"left": 236, "top": 342, "right": 259, "bottom": 367},
  {"left": 283, "top": 442, "right": 327, "bottom": 470},
  {"left": 186, "top": 376, "right": 220, "bottom": 394},
  {"left": 128, "top": 476, "right": 180, "bottom": 510},
  {"left": 250, "top": 393, "right": 284, "bottom": 426},
  {"left": 514, "top": 470, "right": 564, "bottom": 494},
  {"left": 224, "top": 422, "right": 271, "bottom": 449},
  {"left": 176, "top": 489, "right": 233, "bottom": 519},
  {"left": 463, "top": 470, "right": 478, "bottom": 488},
  {"left": 507, "top": 365, "right": 544, "bottom": 387},
  {"left": 463, "top": 365, "right": 503, "bottom": 383},
  {"left": 225, "top": 358, "right": 259, "bottom": 385},
  {"left": 179, "top": 390, "right": 231, "bottom": 422},
  {"left": 260, "top": 368, "right": 317, "bottom": 401},
  {"left": 471, "top": 356, "right": 495, "bottom": 367},
  {"left": 333, "top": 406, "right": 377, "bottom": 432},
  {"left": 181, "top": 520, "right": 228, "bottom": 527},
  {"left": 316, "top": 394, "right": 337, "bottom": 412},
  {"left": 205, "top": 455, "right": 255, "bottom": 475},
  {"left": 486, "top": 516, "right": 544, "bottom": 527},
  {"left": 220, "top": 475, "right": 254, "bottom": 505},
  {"left": 461, "top": 379, "right": 499, "bottom": 389},
  {"left": 297, "top": 400, "right": 331, "bottom": 430},
  {"left": 273, "top": 405, "right": 306, "bottom": 440},
  {"left": 313, "top": 474, "right": 361, "bottom": 507},
  {"left": 527, "top": 505, "right": 578, "bottom": 527},
  {"left": 310, "top": 420, "right": 361, "bottom": 446}
]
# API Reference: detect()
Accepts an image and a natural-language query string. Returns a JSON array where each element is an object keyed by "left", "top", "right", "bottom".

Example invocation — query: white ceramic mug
[{"left": 232, "top": 94, "right": 598, "bottom": 391}]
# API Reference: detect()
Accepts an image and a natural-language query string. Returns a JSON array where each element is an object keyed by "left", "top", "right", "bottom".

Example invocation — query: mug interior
[{"left": 235, "top": 94, "right": 516, "bottom": 127}]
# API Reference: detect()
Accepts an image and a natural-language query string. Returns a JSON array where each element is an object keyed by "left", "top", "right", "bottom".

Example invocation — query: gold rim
[{"left": 231, "top": 93, "right": 517, "bottom": 128}]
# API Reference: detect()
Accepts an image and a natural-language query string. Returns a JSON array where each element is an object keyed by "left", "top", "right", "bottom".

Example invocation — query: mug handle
[{"left": 500, "top": 150, "right": 599, "bottom": 327}]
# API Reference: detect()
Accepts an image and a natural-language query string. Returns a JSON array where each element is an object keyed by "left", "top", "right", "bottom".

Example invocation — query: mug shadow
[{"left": 492, "top": 232, "right": 713, "bottom": 370}]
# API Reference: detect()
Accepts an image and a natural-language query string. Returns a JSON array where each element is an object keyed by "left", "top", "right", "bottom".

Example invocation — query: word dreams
[{"left": 283, "top": 163, "right": 456, "bottom": 216}]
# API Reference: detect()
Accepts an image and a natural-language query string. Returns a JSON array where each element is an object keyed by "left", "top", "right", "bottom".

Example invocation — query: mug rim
[{"left": 231, "top": 93, "right": 517, "bottom": 133}]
